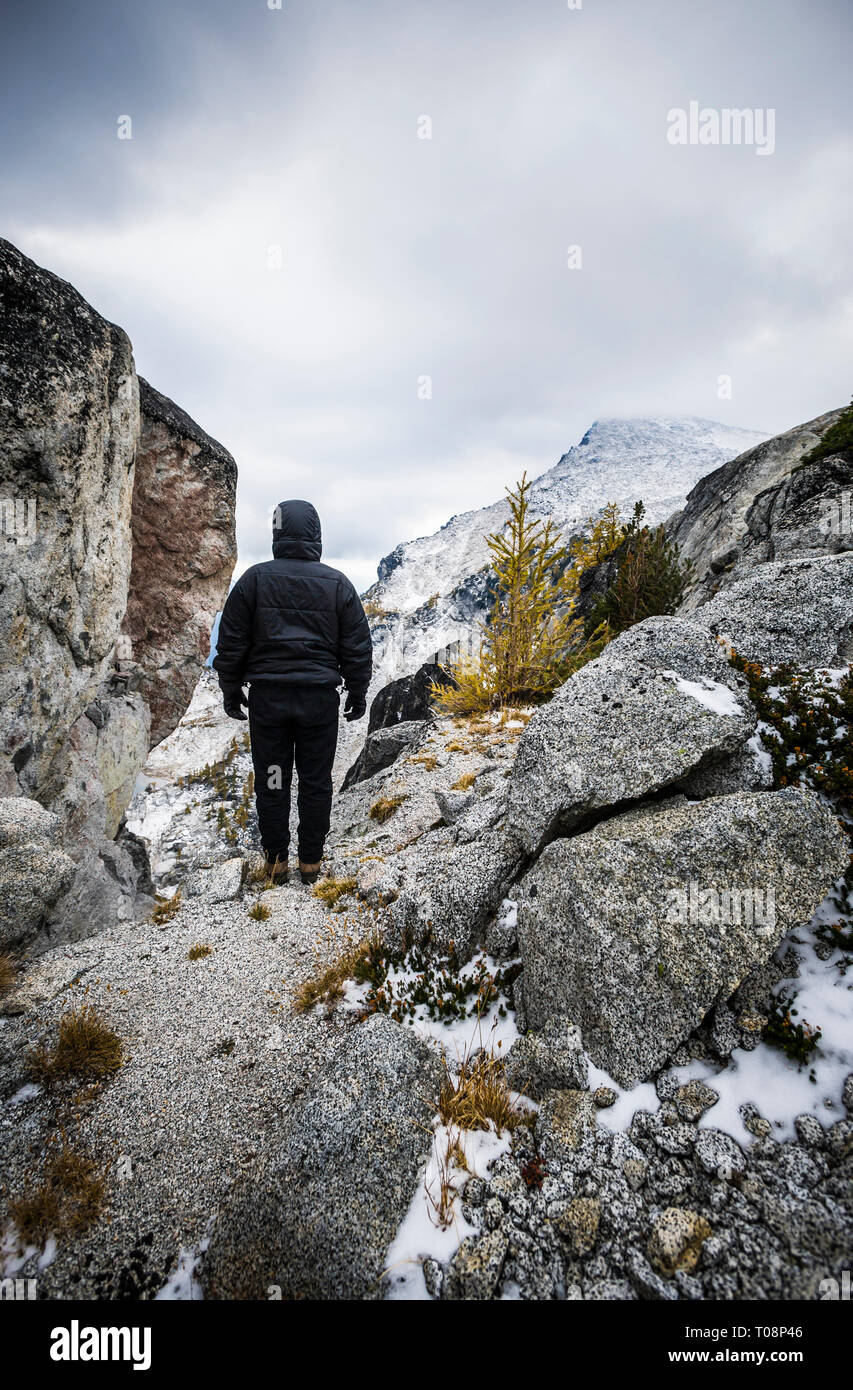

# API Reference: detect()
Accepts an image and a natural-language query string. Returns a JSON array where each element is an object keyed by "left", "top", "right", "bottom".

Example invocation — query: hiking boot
[
  {"left": 264, "top": 853, "right": 289, "bottom": 884},
  {"left": 298, "top": 858, "right": 322, "bottom": 885}
]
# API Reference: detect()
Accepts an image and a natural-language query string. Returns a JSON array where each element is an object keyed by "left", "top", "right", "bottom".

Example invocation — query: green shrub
[{"left": 587, "top": 511, "right": 694, "bottom": 636}]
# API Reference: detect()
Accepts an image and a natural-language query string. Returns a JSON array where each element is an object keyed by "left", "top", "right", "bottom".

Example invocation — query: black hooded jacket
[{"left": 213, "top": 500, "right": 372, "bottom": 697}]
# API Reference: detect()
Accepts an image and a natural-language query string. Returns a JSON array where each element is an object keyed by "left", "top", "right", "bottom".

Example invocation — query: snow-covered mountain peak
[{"left": 366, "top": 416, "right": 767, "bottom": 626}]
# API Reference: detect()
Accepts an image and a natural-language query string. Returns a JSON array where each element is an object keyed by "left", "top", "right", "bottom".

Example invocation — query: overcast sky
[{"left": 2, "top": 0, "right": 851, "bottom": 591}]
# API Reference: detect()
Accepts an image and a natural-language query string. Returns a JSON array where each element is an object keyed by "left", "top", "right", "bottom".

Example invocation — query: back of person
[{"left": 213, "top": 499, "right": 372, "bottom": 883}]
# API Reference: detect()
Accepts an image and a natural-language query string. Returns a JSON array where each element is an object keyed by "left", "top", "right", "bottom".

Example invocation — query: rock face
[
  {"left": 697, "top": 554, "right": 853, "bottom": 669},
  {"left": 0, "top": 238, "right": 138, "bottom": 803},
  {"left": 367, "top": 662, "right": 455, "bottom": 734},
  {"left": 0, "top": 239, "right": 237, "bottom": 948},
  {"left": 0, "top": 798, "right": 75, "bottom": 951},
  {"left": 121, "top": 379, "right": 237, "bottom": 747},
  {"left": 341, "top": 720, "right": 426, "bottom": 791},
  {"left": 507, "top": 616, "right": 762, "bottom": 856},
  {"left": 517, "top": 786, "right": 849, "bottom": 1086},
  {"left": 202, "top": 1015, "right": 442, "bottom": 1300},
  {"left": 670, "top": 409, "right": 850, "bottom": 607},
  {"left": 666, "top": 406, "right": 853, "bottom": 667}
]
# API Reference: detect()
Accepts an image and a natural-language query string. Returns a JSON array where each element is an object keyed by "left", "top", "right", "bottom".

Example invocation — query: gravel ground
[{"left": 0, "top": 879, "right": 352, "bottom": 1299}]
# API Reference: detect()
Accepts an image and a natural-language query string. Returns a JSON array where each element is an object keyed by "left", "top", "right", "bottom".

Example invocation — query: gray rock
[
  {"left": 504, "top": 1020, "right": 588, "bottom": 1101},
  {"left": 366, "top": 662, "right": 456, "bottom": 734},
  {"left": 671, "top": 407, "right": 850, "bottom": 610},
  {"left": 843, "top": 1074, "right": 853, "bottom": 1114},
  {"left": 387, "top": 822, "right": 523, "bottom": 958},
  {"left": 535, "top": 1089, "right": 598, "bottom": 1161},
  {"left": 39, "top": 837, "right": 141, "bottom": 950},
  {"left": 694, "top": 1129, "right": 746, "bottom": 1179},
  {"left": 507, "top": 616, "right": 756, "bottom": 855},
  {"left": 0, "top": 797, "right": 75, "bottom": 951},
  {"left": 0, "top": 239, "right": 138, "bottom": 802},
  {"left": 201, "top": 1014, "right": 442, "bottom": 1300},
  {"left": 793, "top": 1114, "right": 826, "bottom": 1149},
  {"left": 342, "top": 720, "right": 426, "bottom": 790},
  {"left": 695, "top": 554, "right": 853, "bottom": 669},
  {"left": 443, "top": 1229, "right": 508, "bottom": 1300},
  {"left": 518, "top": 785, "right": 848, "bottom": 1085},
  {"left": 185, "top": 856, "right": 245, "bottom": 903}
]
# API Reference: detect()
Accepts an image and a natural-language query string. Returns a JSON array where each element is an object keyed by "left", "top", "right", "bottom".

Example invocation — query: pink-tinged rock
[{"left": 121, "top": 379, "right": 237, "bottom": 747}]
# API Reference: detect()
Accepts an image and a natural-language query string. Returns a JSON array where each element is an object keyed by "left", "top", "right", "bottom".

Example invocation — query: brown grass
[
  {"left": 0, "top": 952, "right": 16, "bottom": 996},
  {"left": 247, "top": 902, "right": 271, "bottom": 922},
  {"left": 151, "top": 891, "right": 181, "bottom": 924},
  {"left": 437, "top": 1050, "right": 522, "bottom": 1133},
  {"left": 369, "top": 794, "right": 406, "bottom": 824},
  {"left": 313, "top": 876, "right": 357, "bottom": 907},
  {"left": 28, "top": 1004, "right": 123, "bottom": 1086},
  {"left": 8, "top": 1140, "right": 106, "bottom": 1243},
  {"left": 294, "top": 932, "right": 385, "bottom": 1014},
  {"left": 409, "top": 753, "right": 437, "bottom": 771},
  {"left": 452, "top": 770, "right": 478, "bottom": 792},
  {"left": 187, "top": 942, "right": 213, "bottom": 960}
]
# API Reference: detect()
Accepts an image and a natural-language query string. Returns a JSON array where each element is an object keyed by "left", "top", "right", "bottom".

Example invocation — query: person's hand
[
  {"left": 223, "top": 689, "right": 248, "bottom": 721},
  {"left": 344, "top": 691, "right": 367, "bottom": 722}
]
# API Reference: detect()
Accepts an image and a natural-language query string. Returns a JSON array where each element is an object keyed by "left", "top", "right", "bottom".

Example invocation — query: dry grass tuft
[
  {"left": 313, "top": 876, "right": 357, "bottom": 907},
  {"left": 151, "top": 891, "right": 181, "bottom": 925},
  {"left": 409, "top": 753, "right": 437, "bottom": 771},
  {"left": 294, "top": 932, "right": 385, "bottom": 1014},
  {"left": 0, "top": 952, "right": 16, "bottom": 996},
  {"left": 187, "top": 942, "right": 213, "bottom": 960},
  {"left": 28, "top": 1005, "right": 123, "bottom": 1086},
  {"left": 247, "top": 902, "right": 271, "bottom": 922},
  {"left": 437, "top": 1050, "right": 522, "bottom": 1133},
  {"left": 369, "top": 794, "right": 406, "bottom": 824},
  {"left": 8, "top": 1140, "right": 106, "bottom": 1243},
  {"left": 452, "top": 770, "right": 478, "bottom": 792}
]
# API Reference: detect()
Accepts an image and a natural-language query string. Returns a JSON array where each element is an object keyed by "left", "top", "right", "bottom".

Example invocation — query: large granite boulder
[
  {"left": 507, "top": 616, "right": 762, "bottom": 856},
  {"left": 121, "top": 380, "right": 237, "bottom": 747},
  {"left": 517, "top": 786, "right": 849, "bottom": 1086},
  {"left": 0, "top": 798, "right": 75, "bottom": 952},
  {"left": 202, "top": 1015, "right": 441, "bottom": 1300},
  {"left": 696, "top": 554, "right": 853, "bottom": 669},
  {"left": 669, "top": 408, "right": 850, "bottom": 609},
  {"left": 0, "top": 240, "right": 238, "bottom": 947},
  {"left": 0, "top": 238, "right": 138, "bottom": 801}
]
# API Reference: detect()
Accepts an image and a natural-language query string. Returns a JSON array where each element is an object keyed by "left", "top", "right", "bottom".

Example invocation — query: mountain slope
[{"left": 365, "top": 416, "right": 768, "bottom": 685}]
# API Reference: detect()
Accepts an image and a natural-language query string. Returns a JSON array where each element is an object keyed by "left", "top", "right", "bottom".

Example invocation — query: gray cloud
[{"left": 2, "top": 0, "right": 851, "bottom": 592}]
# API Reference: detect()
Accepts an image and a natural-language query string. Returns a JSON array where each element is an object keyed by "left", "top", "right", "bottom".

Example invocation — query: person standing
[{"left": 213, "top": 499, "right": 372, "bottom": 883}]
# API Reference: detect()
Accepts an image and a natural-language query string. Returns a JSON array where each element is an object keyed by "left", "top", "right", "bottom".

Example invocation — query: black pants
[{"left": 248, "top": 684, "right": 340, "bottom": 864}]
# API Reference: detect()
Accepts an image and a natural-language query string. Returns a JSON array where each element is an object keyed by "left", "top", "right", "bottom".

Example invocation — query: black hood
[{"left": 272, "top": 499, "right": 322, "bottom": 561}]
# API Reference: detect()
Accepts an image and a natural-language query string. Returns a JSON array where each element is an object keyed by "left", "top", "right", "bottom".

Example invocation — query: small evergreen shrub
[
  {"left": 587, "top": 508, "right": 694, "bottom": 636},
  {"left": 763, "top": 989, "right": 821, "bottom": 1069},
  {"left": 799, "top": 397, "right": 853, "bottom": 467}
]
